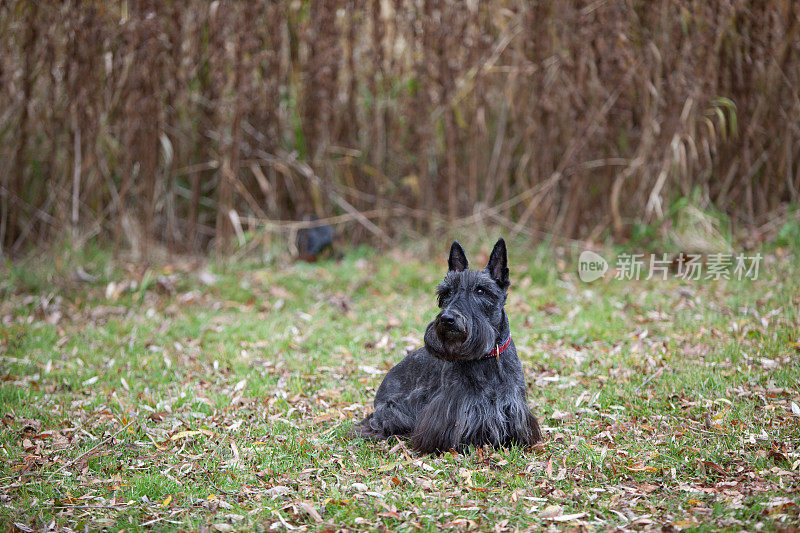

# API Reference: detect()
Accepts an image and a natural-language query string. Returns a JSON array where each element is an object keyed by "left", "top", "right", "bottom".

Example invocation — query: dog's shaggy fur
[{"left": 356, "top": 239, "right": 541, "bottom": 453}]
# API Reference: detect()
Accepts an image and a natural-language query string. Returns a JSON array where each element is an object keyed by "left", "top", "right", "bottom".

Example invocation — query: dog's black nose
[{"left": 440, "top": 311, "right": 456, "bottom": 326}]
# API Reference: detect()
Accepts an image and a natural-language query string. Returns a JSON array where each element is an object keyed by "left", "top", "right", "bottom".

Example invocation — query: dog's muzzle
[{"left": 435, "top": 309, "right": 467, "bottom": 341}]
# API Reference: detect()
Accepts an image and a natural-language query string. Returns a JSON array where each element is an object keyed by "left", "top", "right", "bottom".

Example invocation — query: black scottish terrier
[{"left": 356, "top": 239, "right": 541, "bottom": 454}]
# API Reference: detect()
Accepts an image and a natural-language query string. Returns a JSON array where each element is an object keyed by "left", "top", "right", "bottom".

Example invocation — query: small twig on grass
[
  {"left": 208, "top": 481, "right": 237, "bottom": 496},
  {"left": 634, "top": 367, "right": 666, "bottom": 393},
  {"left": 36, "top": 505, "right": 130, "bottom": 511},
  {"left": 46, "top": 420, "right": 135, "bottom": 481},
  {"left": 272, "top": 509, "right": 295, "bottom": 530},
  {"left": 140, "top": 515, "right": 174, "bottom": 527}
]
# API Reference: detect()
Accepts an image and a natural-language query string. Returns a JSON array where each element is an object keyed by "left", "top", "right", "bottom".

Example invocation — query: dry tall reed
[{"left": 1, "top": 1, "right": 798, "bottom": 256}]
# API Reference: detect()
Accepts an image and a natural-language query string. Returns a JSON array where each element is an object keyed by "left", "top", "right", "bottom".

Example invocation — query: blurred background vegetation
[{"left": 1, "top": 0, "right": 798, "bottom": 259}]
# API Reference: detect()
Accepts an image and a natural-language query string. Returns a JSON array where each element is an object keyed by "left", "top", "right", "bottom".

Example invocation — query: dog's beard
[{"left": 424, "top": 317, "right": 497, "bottom": 362}]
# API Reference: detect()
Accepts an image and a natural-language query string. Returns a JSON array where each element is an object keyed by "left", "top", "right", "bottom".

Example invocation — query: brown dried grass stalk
[{"left": 0, "top": 0, "right": 798, "bottom": 256}]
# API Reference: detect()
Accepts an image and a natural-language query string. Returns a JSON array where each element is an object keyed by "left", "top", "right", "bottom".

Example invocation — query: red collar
[{"left": 482, "top": 336, "right": 512, "bottom": 360}]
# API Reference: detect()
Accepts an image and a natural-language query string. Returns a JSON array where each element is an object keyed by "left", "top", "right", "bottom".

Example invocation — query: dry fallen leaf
[
  {"left": 265, "top": 485, "right": 292, "bottom": 497},
  {"left": 299, "top": 501, "right": 323, "bottom": 522},
  {"left": 626, "top": 462, "right": 659, "bottom": 473},
  {"left": 549, "top": 512, "right": 587, "bottom": 522},
  {"left": 539, "top": 504, "right": 563, "bottom": 519},
  {"left": 52, "top": 432, "right": 70, "bottom": 451},
  {"left": 170, "top": 429, "right": 213, "bottom": 441},
  {"left": 198, "top": 270, "right": 219, "bottom": 286},
  {"left": 228, "top": 439, "right": 241, "bottom": 468},
  {"left": 19, "top": 419, "right": 41, "bottom": 437}
]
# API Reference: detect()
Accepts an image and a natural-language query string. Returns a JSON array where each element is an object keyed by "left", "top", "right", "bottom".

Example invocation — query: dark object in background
[
  {"left": 296, "top": 222, "right": 333, "bottom": 262},
  {"left": 355, "top": 239, "right": 541, "bottom": 454}
]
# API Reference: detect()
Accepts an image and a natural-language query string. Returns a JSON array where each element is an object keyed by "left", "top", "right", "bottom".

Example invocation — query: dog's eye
[
  {"left": 438, "top": 289, "right": 450, "bottom": 303},
  {"left": 475, "top": 287, "right": 485, "bottom": 295}
]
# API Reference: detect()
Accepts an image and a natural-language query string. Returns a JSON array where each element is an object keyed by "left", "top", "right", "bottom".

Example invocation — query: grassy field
[{"left": 1, "top": 239, "right": 799, "bottom": 531}]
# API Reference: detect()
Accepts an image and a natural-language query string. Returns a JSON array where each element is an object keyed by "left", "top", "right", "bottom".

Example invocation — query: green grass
[{"left": 1, "top": 240, "right": 799, "bottom": 531}]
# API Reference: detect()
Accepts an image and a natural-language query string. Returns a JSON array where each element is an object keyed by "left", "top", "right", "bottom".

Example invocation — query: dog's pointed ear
[
  {"left": 448, "top": 241, "right": 468, "bottom": 272},
  {"left": 485, "top": 238, "right": 509, "bottom": 290}
]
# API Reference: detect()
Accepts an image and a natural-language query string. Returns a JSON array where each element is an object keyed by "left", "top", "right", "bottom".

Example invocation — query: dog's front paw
[{"left": 353, "top": 415, "right": 386, "bottom": 441}]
